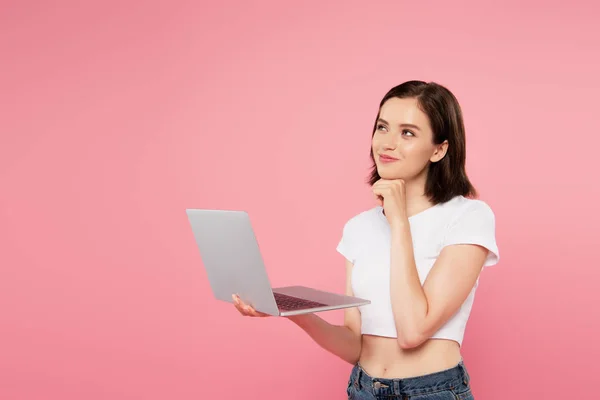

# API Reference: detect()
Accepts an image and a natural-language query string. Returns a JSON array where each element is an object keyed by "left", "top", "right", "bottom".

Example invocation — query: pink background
[{"left": 1, "top": 1, "right": 599, "bottom": 399}]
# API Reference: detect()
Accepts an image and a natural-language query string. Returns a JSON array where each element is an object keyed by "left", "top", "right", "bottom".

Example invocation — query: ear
[{"left": 430, "top": 140, "right": 448, "bottom": 163}]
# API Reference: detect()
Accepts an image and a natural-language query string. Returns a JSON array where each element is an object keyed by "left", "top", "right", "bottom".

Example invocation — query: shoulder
[
  {"left": 336, "top": 207, "right": 382, "bottom": 263},
  {"left": 444, "top": 196, "right": 496, "bottom": 225},
  {"left": 341, "top": 206, "right": 381, "bottom": 232},
  {"left": 441, "top": 196, "right": 500, "bottom": 265},
  {"left": 343, "top": 207, "right": 383, "bottom": 235}
]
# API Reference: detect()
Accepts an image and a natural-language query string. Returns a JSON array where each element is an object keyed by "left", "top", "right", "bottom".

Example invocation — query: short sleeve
[
  {"left": 441, "top": 201, "right": 500, "bottom": 267},
  {"left": 336, "top": 220, "right": 357, "bottom": 264}
]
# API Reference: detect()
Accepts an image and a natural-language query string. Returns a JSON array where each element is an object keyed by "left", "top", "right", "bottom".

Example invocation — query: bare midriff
[{"left": 358, "top": 334, "right": 462, "bottom": 379}]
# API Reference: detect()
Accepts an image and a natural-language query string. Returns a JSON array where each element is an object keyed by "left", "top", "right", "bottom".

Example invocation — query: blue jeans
[{"left": 347, "top": 360, "right": 474, "bottom": 399}]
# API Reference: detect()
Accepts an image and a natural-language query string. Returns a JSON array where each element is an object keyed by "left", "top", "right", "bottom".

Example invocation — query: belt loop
[
  {"left": 458, "top": 361, "right": 469, "bottom": 385},
  {"left": 354, "top": 364, "right": 362, "bottom": 389},
  {"left": 393, "top": 380, "right": 400, "bottom": 394}
]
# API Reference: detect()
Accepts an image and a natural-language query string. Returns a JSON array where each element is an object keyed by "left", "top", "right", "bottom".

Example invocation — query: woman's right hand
[{"left": 232, "top": 294, "right": 271, "bottom": 317}]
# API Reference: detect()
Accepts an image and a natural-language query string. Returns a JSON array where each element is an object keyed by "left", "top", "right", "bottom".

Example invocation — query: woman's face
[{"left": 371, "top": 97, "right": 447, "bottom": 182}]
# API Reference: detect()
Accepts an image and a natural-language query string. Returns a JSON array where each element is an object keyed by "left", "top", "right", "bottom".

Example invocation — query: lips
[{"left": 379, "top": 154, "right": 399, "bottom": 162}]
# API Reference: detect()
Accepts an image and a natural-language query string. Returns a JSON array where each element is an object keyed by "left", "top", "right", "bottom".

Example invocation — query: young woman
[{"left": 233, "top": 80, "right": 499, "bottom": 400}]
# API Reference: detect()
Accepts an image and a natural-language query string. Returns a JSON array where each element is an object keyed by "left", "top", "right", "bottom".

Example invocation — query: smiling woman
[
  {"left": 233, "top": 80, "right": 498, "bottom": 400},
  {"left": 368, "top": 82, "right": 476, "bottom": 205}
]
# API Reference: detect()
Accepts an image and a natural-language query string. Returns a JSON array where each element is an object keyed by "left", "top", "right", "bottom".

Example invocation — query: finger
[
  {"left": 233, "top": 294, "right": 248, "bottom": 308},
  {"left": 232, "top": 294, "right": 251, "bottom": 316},
  {"left": 243, "top": 302, "right": 261, "bottom": 316},
  {"left": 232, "top": 294, "right": 242, "bottom": 307},
  {"left": 233, "top": 300, "right": 248, "bottom": 315},
  {"left": 374, "top": 179, "right": 392, "bottom": 187},
  {"left": 372, "top": 189, "right": 387, "bottom": 201},
  {"left": 372, "top": 184, "right": 391, "bottom": 192},
  {"left": 256, "top": 312, "right": 269, "bottom": 317},
  {"left": 372, "top": 191, "right": 383, "bottom": 205},
  {"left": 234, "top": 302, "right": 247, "bottom": 315},
  {"left": 246, "top": 306, "right": 261, "bottom": 316},
  {"left": 247, "top": 307, "right": 269, "bottom": 317},
  {"left": 233, "top": 294, "right": 269, "bottom": 317},
  {"left": 238, "top": 298, "right": 256, "bottom": 316},
  {"left": 236, "top": 306, "right": 247, "bottom": 316}
]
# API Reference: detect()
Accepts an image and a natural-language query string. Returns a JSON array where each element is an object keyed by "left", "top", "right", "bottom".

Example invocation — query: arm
[
  {"left": 389, "top": 221, "right": 488, "bottom": 349},
  {"left": 286, "top": 259, "right": 362, "bottom": 364},
  {"left": 372, "top": 180, "right": 497, "bottom": 350}
]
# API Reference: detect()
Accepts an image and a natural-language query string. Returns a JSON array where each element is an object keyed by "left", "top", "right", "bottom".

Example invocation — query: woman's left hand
[{"left": 372, "top": 179, "right": 408, "bottom": 226}]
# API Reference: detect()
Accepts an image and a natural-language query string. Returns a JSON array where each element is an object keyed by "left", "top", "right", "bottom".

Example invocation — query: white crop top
[{"left": 336, "top": 195, "right": 499, "bottom": 346}]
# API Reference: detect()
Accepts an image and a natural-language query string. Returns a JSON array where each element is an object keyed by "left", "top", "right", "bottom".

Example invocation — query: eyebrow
[{"left": 377, "top": 118, "right": 421, "bottom": 131}]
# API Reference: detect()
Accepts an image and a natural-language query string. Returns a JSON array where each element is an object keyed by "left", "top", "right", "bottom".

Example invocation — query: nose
[{"left": 382, "top": 139, "right": 397, "bottom": 150}]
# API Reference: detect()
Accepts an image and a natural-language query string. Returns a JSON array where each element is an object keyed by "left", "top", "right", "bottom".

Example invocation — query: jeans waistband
[{"left": 349, "top": 360, "right": 470, "bottom": 397}]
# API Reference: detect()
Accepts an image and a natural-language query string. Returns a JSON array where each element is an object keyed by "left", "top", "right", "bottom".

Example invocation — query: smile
[{"left": 379, "top": 154, "right": 399, "bottom": 163}]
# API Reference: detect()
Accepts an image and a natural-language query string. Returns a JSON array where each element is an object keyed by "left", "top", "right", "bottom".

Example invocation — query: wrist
[
  {"left": 389, "top": 217, "right": 410, "bottom": 232},
  {"left": 285, "top": 314, "right": 312, "bottom": 325}
]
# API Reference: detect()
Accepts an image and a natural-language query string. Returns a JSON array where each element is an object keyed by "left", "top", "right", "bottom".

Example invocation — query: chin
[{"left": 377, "top": 168, "right": 405, "bottom": 180}]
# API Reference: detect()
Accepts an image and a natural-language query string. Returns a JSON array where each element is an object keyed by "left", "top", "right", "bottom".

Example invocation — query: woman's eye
[
  {"left": 403, "top": 129, "right": 415, "bottom": 137},
  {"left": 377, "top": 124, "right": 387, "bottom": 131}
]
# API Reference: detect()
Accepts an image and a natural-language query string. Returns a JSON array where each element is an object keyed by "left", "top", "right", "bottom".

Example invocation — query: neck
[{"left": 403, "top": 172, "right": 434, "bottom": 218}]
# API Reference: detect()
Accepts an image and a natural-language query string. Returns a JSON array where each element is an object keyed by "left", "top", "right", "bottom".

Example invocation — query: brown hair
[{"left": 368, "top": 80, "right": 477, "bottom": 204}]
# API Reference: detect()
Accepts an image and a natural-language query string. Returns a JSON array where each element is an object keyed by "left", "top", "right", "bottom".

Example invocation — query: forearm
[
  {"left": 287, "top": 314, "right": 361, "bottom": 364},
  {"left": 389, "top": 222, "right": 429, "bottom": 347}
]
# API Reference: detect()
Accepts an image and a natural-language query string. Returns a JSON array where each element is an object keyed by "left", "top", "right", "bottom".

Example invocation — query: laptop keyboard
[{"left": 273, "top": 292, "right": 328, "bottom": 311}]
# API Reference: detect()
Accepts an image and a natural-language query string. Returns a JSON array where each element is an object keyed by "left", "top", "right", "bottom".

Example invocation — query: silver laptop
[{"left": 186, "top": 209, "right": 370, "bottom": 317}]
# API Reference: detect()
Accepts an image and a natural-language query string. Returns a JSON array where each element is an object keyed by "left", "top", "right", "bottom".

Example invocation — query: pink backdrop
[{"left": 2, "top": 1, "right": 599, "bottom": 399}]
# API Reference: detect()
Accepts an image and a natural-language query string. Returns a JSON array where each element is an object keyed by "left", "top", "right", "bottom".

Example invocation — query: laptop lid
[{"left": 186, "top": 209, "right": 280, "bottom": 315}]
